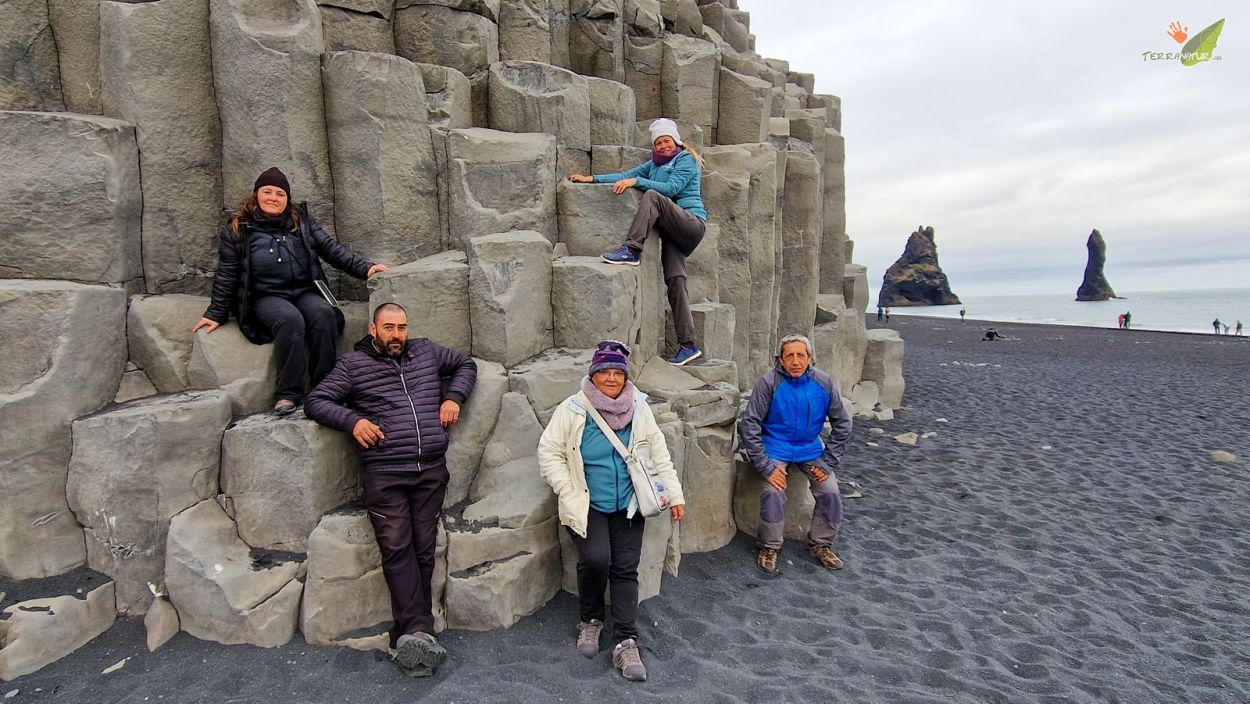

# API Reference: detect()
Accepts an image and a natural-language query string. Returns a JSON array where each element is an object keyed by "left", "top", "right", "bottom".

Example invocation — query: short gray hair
[{"left": 778, "top": 333, "right": 813, "bottom": 360}]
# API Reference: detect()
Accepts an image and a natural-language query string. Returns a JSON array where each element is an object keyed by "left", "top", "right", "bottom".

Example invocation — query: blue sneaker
[
  {"left": 601, "top": 245, "right": 641, "bottom": 265},
  {"left": 668, "top": 344, "right": 702, "bottom": 366}
]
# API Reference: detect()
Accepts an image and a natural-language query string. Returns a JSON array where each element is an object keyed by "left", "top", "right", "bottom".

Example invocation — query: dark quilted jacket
[
  {"left": 202, "top": 202, "right": 372, "bottom": 344},
  {"left": 304, "top": 335, "right": 477, "bottom": 472}
]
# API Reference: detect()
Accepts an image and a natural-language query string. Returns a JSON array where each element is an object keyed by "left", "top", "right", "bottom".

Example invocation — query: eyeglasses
[{"left": 596, "top": 339, "right": 631, "bottom": 355}]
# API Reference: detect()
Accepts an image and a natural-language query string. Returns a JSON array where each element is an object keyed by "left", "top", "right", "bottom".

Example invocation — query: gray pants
[
  {"left": 757, "top": 461, "right": 843, "bottom": 550},
  {"left": 624, "top": 190, "right": 706, "bottom": 346}
]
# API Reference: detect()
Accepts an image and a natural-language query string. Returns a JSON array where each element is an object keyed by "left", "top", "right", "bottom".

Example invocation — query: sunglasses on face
[{"left": 596, "top": 339, "right": 631, "bottom": 355}]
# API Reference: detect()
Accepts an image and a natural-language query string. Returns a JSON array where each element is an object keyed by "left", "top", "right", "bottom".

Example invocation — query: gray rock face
[
  {"left": 66, "top": 390, "right": 232, "bottom": 615},
  {"left": 0, "top": 281, "right": 127, "bottom": 580},
  {"left": 210, "top": 0, "right": 334, "bottom": 227},
  {"left": 143, "top": 596, "right": 179, "bottom": 652},
  {"left": 100, "top": 0, "right": 223, "bottom": 294},
  {"left": 0, "top": 112, "right": 142, "bottom": 286},
  {"left": 807, "top": 93, "right": 841, "bottom": 132},
  {"left": 635, "top": 357, "right": 738, "bottom": 427},
  {"left": 467, "top": 230, "right": 554, "bottom": 366},
  {"left": 661, "top": 34, "right": 719, "bottom": 137},
  {"left": 114, "top": 369, "right": 158, "bottom": 404},
  {"left": 716, "top": 68, "right": 770, "bottom": 144},
  {"left": 732, "top": 458, "right": 815, "bottom": 540},
  {"left": 0, "top": 0, "right": 64, "bottom": 111},
  {"left": 556, "top": 182, "right": 642, "bottom": 255},
  {"left": 666, "top": 301, "right": 734, "bottom": 361},
  {"left": 659, "top": 0, "right": 701, "bottom": 36},
  {"left": 624, "top": 0, "right": 662, "bottom": 35},
  {"left": 443, "top": 517, "right": 560, "bottom": 630},
  {"left": 499, "top": 0, "right": 555, "bottom": 63},
  {"left": 507, "top": 347, "right": 593, "bottom": 425},
  {"left": 394, "top": 5, "right": 498, "bottom": 84},
  {"left": 1076, "top": 229, "right": 1116, "bottom": 301},
  {"left": 569, "top": 0, "right": 625, "bottom": 82},
  {"left": 878, "top": 225, "right": 961, "bottom": 307},
  {"left": 300, "top": 508, "right": 391, "bottom": 646},
  {"left": 843, "top": 263, "right": 869, "bottom": 317},
  {"left": 776, "top": 150, "right": 822, "bottom": 342},
  {"left": 586, "top": 76, "right": 636, "bottom": 146},
  {"left": 820, "top": 128, "right": 847, "bottom": 294},
  {"left": 683, "top": 222, "right": 719, "bottom": 303},
  {"left": 47, "top": 0, "right": 101, "bottom": 114},
  {"left": 698, "top": 2, "right": 748, "bottom": 52},
  {"left": 126, "top": 294, "right": 210, "bottom": 394},
  {"left": 552, "top": 257, "right": 640, "bottom": 349},
  {"left": 443, "top": 128, "right": 559, "bottom": 248},
  {"left": 445, "top": 359, "right": 508, "bottom": 507},
  {"left": 624, "top": 35, "right": 663, "bottom": 120},
  {"left": 813, "top": 312, "right": 867, "bottom": 397},
  {"left": 368, "top": 251, "right": 471, "bottom": 351},
  {"left": 418, "top": 64, "right": 473, "bottom": 128},
  {"left": 319, "top": 6, "right": 395, "bottom": 53},
  {"left": 862, "top": 328, "right": 904, "bottom": 409},
  {"left": 323, "top": 51, "right": 442, "bottom": 273},
  {"left": 464, "top": 392, "right": 555, "bottom": 528},
  {"left": 680, "top": 426, "right": 736, "bottom": 552},
  {"left": 0, "top": 581, "right": 115, "bottom": 681},
  {"left": 221, "top": 411, "right": 362, "bottom": 551},
  {"left": 165, "top": 499, "right": 305, "bottom": 648},
  {"left": 590, "top": 144, "right": 651, "bottom": 174},
  {"left": 488, "top": 61, "right": 591, "bottom": 151},
  {"left": 187, "top": 324, "right": 278, "bottom": 416}
]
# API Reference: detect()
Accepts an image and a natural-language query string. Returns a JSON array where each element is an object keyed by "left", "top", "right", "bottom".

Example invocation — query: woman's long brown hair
[{"left": 228, "top": 194, "right": 301, "bottom": 239}]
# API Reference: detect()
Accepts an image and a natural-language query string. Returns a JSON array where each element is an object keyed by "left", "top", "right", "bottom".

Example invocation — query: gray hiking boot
[
  {"left": 576, "top": 620, "right": 602, "bottom": 658},
  {"left": 394, "top": 632, "right": 447, "bottom": 673},
  {"left": 612, "top": 638, "right": 647, "bottom": 681}
]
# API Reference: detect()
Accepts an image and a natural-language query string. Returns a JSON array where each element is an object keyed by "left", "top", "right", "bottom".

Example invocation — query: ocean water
[{"left": 884, "top": 288, "right": 1250, "bottom": 335}]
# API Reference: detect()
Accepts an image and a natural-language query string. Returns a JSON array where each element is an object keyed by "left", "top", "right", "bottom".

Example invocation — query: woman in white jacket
[{"left": 537, "top": 340, "right": 685, "bottom": 683}]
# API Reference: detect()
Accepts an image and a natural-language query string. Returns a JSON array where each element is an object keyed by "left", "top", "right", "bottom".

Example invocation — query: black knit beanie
[{"left": 253, "top": 167, "right": 291, "bottom": 198}]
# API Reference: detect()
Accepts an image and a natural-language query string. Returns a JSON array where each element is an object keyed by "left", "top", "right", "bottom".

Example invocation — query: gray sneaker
[
  {"left": 576, "top": 620, "right": 602, "bottom": 658},
  {"left": 394, "top": 632, "right": 447, "bottom": 672},
  {"left": 612, "top": 638, "right": 647, "bottom": 681}
]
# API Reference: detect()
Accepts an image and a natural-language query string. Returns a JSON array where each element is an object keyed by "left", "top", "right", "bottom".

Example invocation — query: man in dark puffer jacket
[{"left": 305, "top": 302, "right": 476, "bottom": 677}]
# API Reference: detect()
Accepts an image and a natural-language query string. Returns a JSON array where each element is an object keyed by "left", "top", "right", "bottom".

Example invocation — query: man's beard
[{"left": 374, "top": 336, "right": 404, "bottom": 357}]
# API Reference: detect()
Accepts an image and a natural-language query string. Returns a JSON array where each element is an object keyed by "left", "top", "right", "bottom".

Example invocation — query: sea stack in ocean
[
  {"left": 877, "top": 225, "right": 960, "bottom": 307},
  {"left": 1075, "top": 229, "right": 1116, "bottom": 301}
]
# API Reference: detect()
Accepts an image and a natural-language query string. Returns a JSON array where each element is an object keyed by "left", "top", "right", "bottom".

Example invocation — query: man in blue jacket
[
  {"left": 738, "top": 334, "right": 853, "bottom": 575},
  {"left": 305, "top": 302, "right": 476, "bottom": 677}
]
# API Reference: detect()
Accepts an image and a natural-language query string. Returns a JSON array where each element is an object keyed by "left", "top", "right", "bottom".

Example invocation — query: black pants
[
  {"left": 569, "top": 508, "right": 646, "bottom": 644},
  {"left": 624, "top": 190, "right": 706, "bottom": 347},
  {"left": 251, "top": 290, "right": 338, "bottom": 401},
  {"left": 361, "top": 465, "right": 449, "bottom": 646}
]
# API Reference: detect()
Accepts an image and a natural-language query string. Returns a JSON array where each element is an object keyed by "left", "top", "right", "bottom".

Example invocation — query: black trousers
[
  {"left": 624, "top": 190, "right": 706, "bottom": 347},
  {"left": 361, "top": 465, "right": 449, "bottom": 646},
  {"left": 569, "top": 508, "right": 646, "bottom": 644},
  {"left": 251, "top": 289, "right": 338, "bottom": 401}
]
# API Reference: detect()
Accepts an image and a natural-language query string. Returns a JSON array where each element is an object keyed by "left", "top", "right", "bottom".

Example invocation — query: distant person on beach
[
  {"left": 1117, "top": 313, "right": 1125, "bottom": 330},
  {"left": 885, "top": 307, "right": 891, "bottom": 322},
  {"left": 1124, "top": 311, "right": 1131, "bottom": 329},
  {"left": 983, "top": 328, "right": 1002, "bottom": 341},
  {"left": 1237, "top": 321, "right": 1244, "bottom": 336},
  {"left": 960, "top": 307, "right": 966, "bottom": 321},
  {"left": 568, "top": 118, "right": 707, "bottom": 366},
  {"left": 304, "top": 303, "right": 477, "bottom": 678},
  {"left": 877, "top": 306, "right": 883, "bottom": 322},
  {"left": 1223, "top": 324, "right": 1230, "bottom": 334},
  {"left": 739, "top": 334, "right": 853, "bottom": 576},
  {"left": 1212, "top": 318, "right": 1221, "bottom": 334},
  {"left": 537, "top": 340, "right": 685, "bottom": 682}
]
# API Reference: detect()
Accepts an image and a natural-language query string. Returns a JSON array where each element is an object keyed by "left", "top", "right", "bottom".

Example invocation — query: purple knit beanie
[{"left": 589, "top": 339, "right": 631, "bottom": 376}]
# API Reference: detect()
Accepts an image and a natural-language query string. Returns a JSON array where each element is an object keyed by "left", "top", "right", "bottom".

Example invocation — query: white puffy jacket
[{"left": 537, "top": 387, "right": 685, "bottom": 538}]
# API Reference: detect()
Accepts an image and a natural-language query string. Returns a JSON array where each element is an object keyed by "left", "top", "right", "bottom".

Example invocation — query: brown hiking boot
[
  {"left": 809, "top": 543, "right": 844, "bottom": 570},
  {"left": 576, "top": 620, "right": 602, "bottom": 658},
  {"left": 612, "top": 638, "right": 647, "bottom": 681},
  {"left": 756, "top": 547, "right": 780, "bottom": 575}
]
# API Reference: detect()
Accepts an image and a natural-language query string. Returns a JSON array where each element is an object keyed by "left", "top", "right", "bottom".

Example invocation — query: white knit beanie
[{"left": 648, "top": 118, "right": 683, "bottom": 146}]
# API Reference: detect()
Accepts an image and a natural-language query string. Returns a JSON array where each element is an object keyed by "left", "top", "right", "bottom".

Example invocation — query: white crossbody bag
[{"left": 577, "top": 391, "right": 673, "bottom": 518}]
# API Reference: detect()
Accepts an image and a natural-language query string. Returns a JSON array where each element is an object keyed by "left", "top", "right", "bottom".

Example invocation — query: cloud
[{"left": 739, "top": 0, "right": 1250, "bottom": 294}]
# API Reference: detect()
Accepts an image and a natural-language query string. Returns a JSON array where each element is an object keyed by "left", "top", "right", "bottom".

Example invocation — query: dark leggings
[
  {"left": 569, "top": 508, "right": 646, "bottom": 644},
  {"left": 250, "top": 289, "right": 338, "bottom": 401}
]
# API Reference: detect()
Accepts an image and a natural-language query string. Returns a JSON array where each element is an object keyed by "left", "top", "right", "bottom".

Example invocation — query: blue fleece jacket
[
  {"left": 593, "top": 149, "right": 707, "bottom": 221},
  {"left": 738, "top": 363, "right": 853, "bottom": 477},
  {"left": 581, "top": 421, "right": 634, "bottom": 513}
]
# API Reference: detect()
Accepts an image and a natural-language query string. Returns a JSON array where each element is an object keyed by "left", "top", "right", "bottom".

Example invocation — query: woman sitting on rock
[
  {"left": 193, "top": 167, "right": 389, "bottom": 415},
  {"left": 568, "top": 118, "right": 708, "bottom": 366},
  {"left": 537, "top": 340, "right": 685, "bottom": 682}
]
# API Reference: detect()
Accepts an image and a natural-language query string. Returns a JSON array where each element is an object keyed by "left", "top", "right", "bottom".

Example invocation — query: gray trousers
[
  {"left": 757, "top": 461, "right": 843, "bottom": 550},
  {"left": 624, "top": 190, "right": 706, "bottom": 346}
]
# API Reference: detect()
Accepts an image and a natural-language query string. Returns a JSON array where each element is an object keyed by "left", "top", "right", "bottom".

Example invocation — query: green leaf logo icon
[{"left": 1180, "top": 18, "right": 1224, "bottom": 66}]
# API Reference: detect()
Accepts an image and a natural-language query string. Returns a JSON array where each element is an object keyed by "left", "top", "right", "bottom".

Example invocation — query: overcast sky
[{"left": 740, "top": 1, "right": 1250, "bottom": 297}]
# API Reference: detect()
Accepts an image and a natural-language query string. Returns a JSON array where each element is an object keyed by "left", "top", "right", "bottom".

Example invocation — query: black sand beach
[{"left": 5, "top": 315, "right": 1248, "bottom": 703}]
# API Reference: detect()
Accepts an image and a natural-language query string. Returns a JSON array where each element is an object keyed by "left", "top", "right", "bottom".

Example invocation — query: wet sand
[{"left": 5, "top": 315, "right": 1249, "bottom": 703}]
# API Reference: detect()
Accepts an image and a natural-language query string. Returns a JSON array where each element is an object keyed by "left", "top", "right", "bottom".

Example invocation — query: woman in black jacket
[{"left": 193, "top": 167, "right": 389, "bottom": 415}]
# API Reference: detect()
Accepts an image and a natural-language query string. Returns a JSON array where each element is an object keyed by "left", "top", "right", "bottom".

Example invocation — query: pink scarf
[
  {"left": 581, "top": 378, "right": 636, "bottom": 431},
  {"left": 651, "top": 146, "right": 684, "bottom": 166}
]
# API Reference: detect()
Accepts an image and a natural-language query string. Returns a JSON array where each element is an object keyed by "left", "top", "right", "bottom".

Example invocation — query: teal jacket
[
  {"left": 593, "top": 150, "right": 707, "bottom": 221},
  {"left": 580, "top": 421, "right": 634, "bottom": 513}
]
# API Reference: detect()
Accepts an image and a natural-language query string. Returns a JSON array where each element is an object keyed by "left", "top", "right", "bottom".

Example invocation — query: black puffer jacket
[
  {"left": 202, "top": 202, "right": 372, "bottom": 344},
  {"left": 305, "top": 335, "right": 478, "bottom": 472}
]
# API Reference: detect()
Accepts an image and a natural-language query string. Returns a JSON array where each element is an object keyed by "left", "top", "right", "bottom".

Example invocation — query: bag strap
[{"left": 577, "top": 391, "right": 632, "bottom": 461}]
